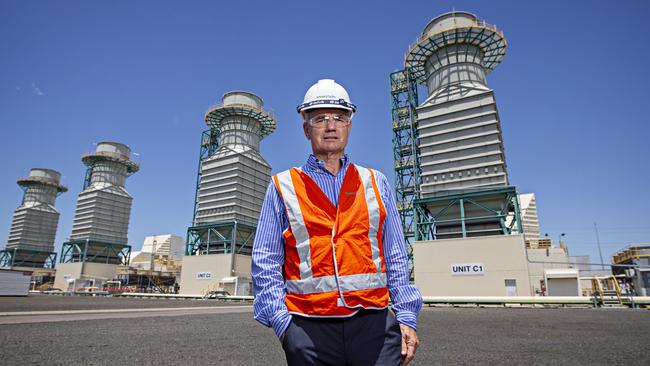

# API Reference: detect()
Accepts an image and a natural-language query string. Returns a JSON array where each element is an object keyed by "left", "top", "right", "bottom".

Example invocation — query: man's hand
[{"left": 399, "top": 324, "right": 419, "bottom": 366}]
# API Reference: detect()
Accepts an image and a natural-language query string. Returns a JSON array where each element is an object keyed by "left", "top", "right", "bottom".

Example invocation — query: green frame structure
[
  {"left": 413, "top": 186, "right": 523, "bottom": 241},
  {"left": 191, "top": 129, "right": 220, "bottom": 223},
  {"left": 186, "top": 222, "right": 256, "bottom": 256},
  {"left": 390, "top": 69, "right": 420, "bottom": 278},
  {"left": 404, "top": 22, "right": 507, "bottom": 85},
  {"left": 0, "top": 247, "right": 57, "bottom": 268},
  {"left": 205, "top": 104, "right": 276, "bottom": 138},
  {"left": 60, "top": 239, "right": 131, "bottom": 265}
]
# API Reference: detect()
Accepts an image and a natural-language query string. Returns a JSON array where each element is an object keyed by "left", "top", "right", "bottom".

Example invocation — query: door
[{"left": 505, "top": 279, "right": 517, "bottom": 296}]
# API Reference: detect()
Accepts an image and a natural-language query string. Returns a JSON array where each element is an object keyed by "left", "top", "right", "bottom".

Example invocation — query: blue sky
[{"left": 1, "top": 0, "right": 648, "bottom": 265}]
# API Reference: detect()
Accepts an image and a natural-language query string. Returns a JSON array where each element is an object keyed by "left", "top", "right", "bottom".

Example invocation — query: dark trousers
[{"left": 282, "top": 309, "right": 402, "bottom": 366}]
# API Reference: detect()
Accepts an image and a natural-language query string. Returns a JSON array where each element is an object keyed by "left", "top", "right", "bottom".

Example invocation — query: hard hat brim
[{"left": 296, "top": 99, "right": 357, "bottom": 114}]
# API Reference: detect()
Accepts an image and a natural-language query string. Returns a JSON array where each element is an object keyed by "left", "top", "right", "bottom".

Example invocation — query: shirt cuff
[
  {"left": 270, "top": 310, "right": 292, "bottom": 338},
  {"left": 395, "top": 310, "right": 418, "bottom": 330}
]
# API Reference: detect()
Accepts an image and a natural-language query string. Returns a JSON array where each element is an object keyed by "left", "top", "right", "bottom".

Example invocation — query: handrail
[
  {"left": 593, "top": 277, "right": 604, "bottom": 299},
  {"left": 206, "top": 103, "right": 275, "bottom": 119},
  {"left": 611, "top": 275, "right": 622, "bottom": 300},
  {"left": 406, "top": 21, "right": 504, "bottom": 57}
]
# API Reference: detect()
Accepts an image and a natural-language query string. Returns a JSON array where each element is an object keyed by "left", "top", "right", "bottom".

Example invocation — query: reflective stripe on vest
[
  {"left": 274, "top": 168, "right": 313, "bottom": 280},
  {"left": 274, "top": 164, "right": 386, "bottom": 296},
  {"left": 356, "top": 166, "right": 383, "bottom": 274},
  {"left": 285, "top": 272, "right": 387, "bottom": 295}
]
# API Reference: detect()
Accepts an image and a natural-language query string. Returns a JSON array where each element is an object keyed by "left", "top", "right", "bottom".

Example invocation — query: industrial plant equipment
[
  {"left": 0, "top": 168, "right": 67, "bottom": 268},
  {"left": 180, "top": 91, "right": 276, "bottom": 295},
  {"left": 391, "top": 11, "right": 522, "bottom": 245},
  {"left": 60, "top": 141, "right": 139, "bottom": 265}
]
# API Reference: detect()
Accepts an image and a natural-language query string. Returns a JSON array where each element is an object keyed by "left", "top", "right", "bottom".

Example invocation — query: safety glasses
[{"left": 308, "top": 113, "right": 352, "bottom": 128}]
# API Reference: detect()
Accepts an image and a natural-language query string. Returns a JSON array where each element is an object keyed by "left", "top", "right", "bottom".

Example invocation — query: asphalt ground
[{"left": 0, "top": 295, "right": 648, "bottom": 365}]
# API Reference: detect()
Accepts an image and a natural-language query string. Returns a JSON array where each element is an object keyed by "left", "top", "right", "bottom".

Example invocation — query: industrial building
[
  {"left": 53, "top": 142, "right": 139, "bottom": 291},
  {"left": 525, "top": 238, "right": 570, "bottom": 295},
  {"left": 391, "top": 11, "right": 643, "bottom": 299},
  {"left": 114, "top": 234, "right": 184, "bottom": 292},
  {"left": 518, "top": 193, "right": 540, "bottom": 242},
  {"left": 179, "top": 91, "right": 275, "bottom": 296},
  {"left": 391, "top": 11, "right": 588, "bottom": 297},
  {"left": 612, "top": 245, "right": 650, "bottom": 296},
  {"left": 130, "top": 234, "right": 184, "bottom": 270},
  {"left": 0, "top": 168, "right": 67, "bottom": 286}
]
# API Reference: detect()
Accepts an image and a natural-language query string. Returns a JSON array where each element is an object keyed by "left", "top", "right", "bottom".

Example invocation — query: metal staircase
[
  {"left": 390, "top": 69, "right": 420, "bottom": 280},
  {"left": 592, "top": 276, "right": 625, "bottom": 307}
]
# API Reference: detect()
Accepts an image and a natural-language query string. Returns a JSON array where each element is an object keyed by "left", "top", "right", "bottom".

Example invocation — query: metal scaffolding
[
  {"left": 60, "top": 239, "right": 131, "bottom": 265},
  {"left": 186, "top": 221, "right": 256, "bottom": 256},
  {"left": 191, "top": 128, "right": 220, "bottom": 224},
  {"left": 0, "top": 247, "right": 56, "bottom": 268},
  {"left": 414, "top": 186, "right": 523, "bottom": 241},
  {"left": 390, "top": 69, "right": 420, "bottom": 278}
]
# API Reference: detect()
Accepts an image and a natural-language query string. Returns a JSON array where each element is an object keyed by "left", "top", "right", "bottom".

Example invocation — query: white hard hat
[{"left": 296, "top": 79, "right": 357, "bottom": 114}]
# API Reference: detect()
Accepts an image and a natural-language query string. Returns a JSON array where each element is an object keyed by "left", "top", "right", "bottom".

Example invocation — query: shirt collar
[{"left": 305, "top": 154, "right": 349, "bottom": 175}]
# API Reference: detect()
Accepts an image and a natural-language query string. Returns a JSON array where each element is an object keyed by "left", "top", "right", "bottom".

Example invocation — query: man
[{"left": 252, "top": 79, "right": 422, "bottom": 365}]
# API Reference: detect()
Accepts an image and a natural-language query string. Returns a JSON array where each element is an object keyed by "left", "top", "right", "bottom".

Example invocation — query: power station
[
  {"left": 0, "top": 10, "right": 643, "bottom": 304},
  {"left": 390, "top": 11, "right": 537, "bottom": 296},
  {"left": 180, "top": 91, "right": 276, "bottom": 295},
  {"left": 53, "top": 142, "right": 139, "bottom": 290}
]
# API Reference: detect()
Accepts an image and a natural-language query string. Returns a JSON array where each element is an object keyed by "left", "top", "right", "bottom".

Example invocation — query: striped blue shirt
[{"left": 252, "top": 154, "right": 422, "bottom": 338}]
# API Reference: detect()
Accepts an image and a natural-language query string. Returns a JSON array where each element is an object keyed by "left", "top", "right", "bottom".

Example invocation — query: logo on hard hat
[{"left": 297, "top": 79, "right": 357, "bottom": 114}]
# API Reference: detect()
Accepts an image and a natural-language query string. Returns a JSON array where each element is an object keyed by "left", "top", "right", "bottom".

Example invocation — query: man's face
[{"left": 303, "top": 108, "right": 352, "bottom": 156}]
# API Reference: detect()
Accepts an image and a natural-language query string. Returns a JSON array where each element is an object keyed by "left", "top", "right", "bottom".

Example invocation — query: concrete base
[
  {"left": 53, "top": 262, "right": 119, "bottom": 291},
  {"left": 414, "top": 234, "right": 532, "bottom": 296},
  {"left": 179, "top": 254, "right": 251, "bottom": 296}
]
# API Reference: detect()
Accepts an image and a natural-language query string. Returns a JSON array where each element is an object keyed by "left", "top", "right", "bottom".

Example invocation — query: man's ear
[{"left": 303, "top": 122, "right": 311, "bottom": 140}]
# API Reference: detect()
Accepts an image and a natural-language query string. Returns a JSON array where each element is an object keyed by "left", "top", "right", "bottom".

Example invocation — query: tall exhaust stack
[
  {"left": 53, "top": 142, "right": 139, "bottom": 291},
  {"left": 0, "top": 168, "right": 67, "bottom": 268},
  {"left": 195, "top": 91, "right": 276, "bottom": 226},
  {"left": 406, "top": 11, "right": 509, "bottom": 195},
  {"left": 69, "top": 141, "right": 139, "bottom": 244},
  {"left": 181, "top": 91, "right": 276, "bottom": 296},
  {"left": 397, "top": 11, "right": 531, "bottom": 296},
  {"left": 391, "top": 11, "right": 522, "bottom": 255}
]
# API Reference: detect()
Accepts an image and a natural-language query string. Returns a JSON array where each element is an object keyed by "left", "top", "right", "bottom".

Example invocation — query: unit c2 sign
[
  {"left": 451, "top": 263, "right": 485, "bottom": 276},
  {"left": 196, "top": 272, "right": 213, "bottom": 280}
]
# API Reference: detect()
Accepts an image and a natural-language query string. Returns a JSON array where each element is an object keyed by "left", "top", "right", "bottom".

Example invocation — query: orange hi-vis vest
[{"left": 273, "top": 163, "right": 389, "bottom": 317}]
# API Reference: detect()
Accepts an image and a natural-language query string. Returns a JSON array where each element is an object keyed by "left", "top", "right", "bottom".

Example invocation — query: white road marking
[
  {"left": 0, "top": 305, "right": 251, "bottom": 316},
  {"left": 0, "top": 305, "right": 253, "bottom": 324}
]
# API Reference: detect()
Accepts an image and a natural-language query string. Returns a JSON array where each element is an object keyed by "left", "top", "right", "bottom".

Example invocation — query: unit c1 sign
[
  {"left": 451, "top": 263, "right": 485, "bottom": 276},
  {"left": 196, "top": 272, "right": 213, "bottom": 280}
]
